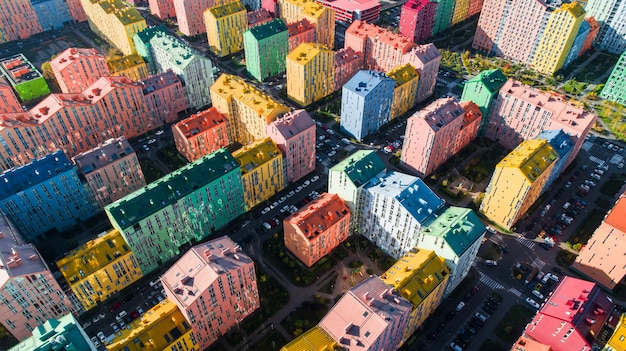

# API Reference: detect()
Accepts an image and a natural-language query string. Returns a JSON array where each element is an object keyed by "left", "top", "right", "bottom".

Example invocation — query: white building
[{"left": 586, "top": 0, "right": 626, "bottom": 54}]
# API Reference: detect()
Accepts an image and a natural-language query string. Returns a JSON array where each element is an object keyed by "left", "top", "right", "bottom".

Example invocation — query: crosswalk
[
  {"left": 508, "top": 288, "right": 522, "bottom": 297},
  {"left": 516, "top": 236, "right": 536, "bottom": 249},
  {"left": 531, "top": 257, "right": 546, "bottom": 270},
  {"left": 478, "top": 271, "right": 505, "bottom": 290},
  {"left": 590, "top": 155, "right": 605, "bottom": 164}
]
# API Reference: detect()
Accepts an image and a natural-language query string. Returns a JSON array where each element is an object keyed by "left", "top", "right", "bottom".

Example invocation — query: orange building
[
  {"left": 0, "top": 77, "right": 22, "bottom": 113},
  {"left": 172, "top": 107, "right": 230, "bottom": 162},
  {"left": 283, "top": 193, "right": 350, "bottom": 267},
  {"left": 50, "top": 47, "right": 110, "bottom": 93}
]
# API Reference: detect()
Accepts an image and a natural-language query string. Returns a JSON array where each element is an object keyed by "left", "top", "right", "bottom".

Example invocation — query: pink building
[
  {"left": 0, "top": 0, "right": 42, "bottom": 42},
  {"left": 345, "top": 21, "right": 416, "bottom": 72},
  {"left": 283, "top": 193, "right": 350, "bottom": 267},
  {"left": 288, "top": 19, "right": 316, "bottom": 51},
  {"left": 72, "top": 137, "right": 146, "bottom": 209},
  {"left": 458, "top": 101, "right": 482, "bottom": 149},
  {"left": 149, "top": 0, "right": 176, "bottom": 19},
  {"left": 572, "top": 192, "right": 626, "bottom": 290},
  {"left": 399, "top": 0, "right": 437, "bottom": 43},
  {"left": 401, "top": 98, "right": 479, "bottom": 177},
  {"left": 319, "top": 276, "right": 412, "bottom": 351},
  {"left": 262, "top": 0, "right": 278, "bottom": 15},
  {"left": 248, "top": 8, "right": 273, "bottom": 27},
  {"left": 466, "top": 0, "right": 484, "bottom": 17},
  {"left": 316, "top": 0, "right": 380, "bottom": 24},
  {"left": 0, "top": 214, "right": 75, "bottom": 341},
  {"left": 523, "top": 277, "right": 614, "bottom": 351},
  {"left": 173, "top": 107, "right": 230, "bottom": 162},
  {"left": 66, "top": 0, "right": 87, "bottom": 22},
  {"left": 486, "top": 80, "right": 596, "bottom": 167},
  {"left": 141, "top": 70, "right": 188, "bottom": 125},
  {"left": 334, "top": 47, "right": 364, "bottom": 91},
  {"left": 0, "top": 77, "right": 22, "bottom": 113},
  {"left": 50, "top": 47, "right": 110, "bottom": 93},
  {"left": 161, "top": 236, "right": 260, "bottom": 351},
  {"left": 266, "top": 109, "right": 315, "bottom": 183},
  {"left": 401, "top": 43, "right": 440, "bottom": 103},
  {"left": 173, "top": 0, "right": 214, "bottom": 36}
]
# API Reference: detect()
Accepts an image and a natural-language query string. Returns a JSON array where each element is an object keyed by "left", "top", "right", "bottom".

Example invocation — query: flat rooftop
[
  {"left": 0, "top": 213, "right": 49, "bottom": 286},
  {"left": 0, "top": 53, "right": 44, "bottom": 85},
  {"left": 0, "top": 151, "right": 73, "bottom": 200},
  {"left": 174, "top": 107, "right": 227, "bottom": 138},
  {"left": 72, "top": 137, "right": 135, "bottom": 174}
]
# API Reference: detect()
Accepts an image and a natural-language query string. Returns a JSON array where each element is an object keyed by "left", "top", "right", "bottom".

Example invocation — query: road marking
[
  {"left": 516, "top": 236, "right": 535, "bottom": 249},
  {"left": 531, "top": 257, "right": 546, "bottom": 270},
  {"left": 589, "top": 155, "right": 604, "bottom": 164},
  {"left": 478, "top": 271, "right": 505, "bottom": 290},
  {"left": 508, "top": 288, "right": 522, "bottom": 297}
]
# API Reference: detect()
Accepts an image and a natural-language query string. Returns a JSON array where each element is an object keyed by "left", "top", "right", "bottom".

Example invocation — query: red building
[
  {"left": 50, "top": 48, "right": 109, "bottom": 93},
  {"left": 149, "top": 0, "right": 176, "bottom": 19},
  {"left": 172, "top": 107, "right": 230, "bottom": 162},
  {"left": 248, "top": 8, "right": 273, "bottom": 27},
  {"left": 466, "top": 0, "right": 484, "bottom": 17},
  {"left": 288, "top": 19, "right": 316, "bottom": 51},
  {"left": 334, "top": 47, "right": 363, "bottom": 91},
  {"left": 316, "top": 0, "right": 380, "bottom": 24},
  {"left": 0, "top": 77, "right": 22, "bottom": 113},
  {"left": 399, "top": 0, "right": 437, "bottom": 43}
]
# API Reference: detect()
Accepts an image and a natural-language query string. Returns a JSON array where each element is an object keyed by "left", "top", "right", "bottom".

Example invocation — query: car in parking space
[
  {"left": 585, "top": 180, "right": 596, "bottom": 187},
  {"left": 485, "top": 260, "right": 497, "bottom": 266},
  {"left": 327, "top": 129, "right": 335, "bottom": 135},
  {"left": 296, "top": 186, "right": 302, "bottom": 192},
  {"left": 449, "top": 342, "right": 463, "bottom": 351},
  {"left": 455, "top": 302, "right": 465, "bottom": 311},
  {"left": 91, "top": 336, "right": 101, "bottom": 348},
  {"left": 486, "top": 226, "right": 496, "bottom": 234},
  {"left": 111, "top": 323, "right": 120, "bottom": 333},
  {"left": 147, "top": 138, "right": 157, "bottom": 144},
  {"left": 137, "top": 307, "right": 144, "bottom": 315},
  {"left": 328, "top": 150, "right": 336, "bottom": 157},
  {"left": 562, "top": 202, "right": 571, "bottom": 210},
  {"left": 526, "top": 297, "right": 540, "bottom": 309},
  {"left": 270, "top": 202, "right": 278, "bottom": 209},
  {"left": 312, "top": 175, "right": 319, "bottom": 182},
  {"left": 82, "top": 320, "right": 92, "bottom": 329},
  {"left": 342, "top": 138, "right": 351, "bottom": 145},
  {"left": 142, "top": 144, "right": 150, "bottom": 151},
  {"left": 97, "top": 331, "right": 106, "bottom": 343},
  {"left": 619, "top": 162, "right": 624, "bottom": 169},
  {"left": 263, "top": 222, "right": 271, "bottom": 230},
  {"left": 288, "top": 190, "right": 295, "bottom": 196},
  {"left": 155, "top": 129, "right": 164, "bottom": 135},
  {"left": 532, "top": 290, "right": 544, "bottom": 299},
  {"left": 613, "top": 145, "right": 620, "bottom": 152},
  {"left": 262, "top": 207, "right": 270, "bottom": 214},
  {"left": 303, "top": 180, "right": 310, "bottom": 187},
  {"left": 590, "top": 173, "right": 601, "bottom": 180}
]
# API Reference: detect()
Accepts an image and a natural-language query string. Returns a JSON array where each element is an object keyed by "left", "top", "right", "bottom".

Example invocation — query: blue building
[
  {"left": 340, "top": 70, "right": 396, "bottom": 141},
  {"left": 564, "top": 20, "right": 591, "bottom": 67},
  {"left": 0, "top": 151, "right": 98, "bottom": 242},
  {"left": 537, "top": 129, "right": 574, "bottom": 194},
  {"left": 31, "top": 0, "right": 73, "bottom": 31},
  {"left": 8, "top": 313, "right": 96, "bottom": 351}
]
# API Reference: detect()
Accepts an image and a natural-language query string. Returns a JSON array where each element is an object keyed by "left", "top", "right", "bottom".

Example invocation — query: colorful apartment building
[
  {"left": 432, "top": 0, "right": 455, "bottom": 35},
  {"left": 56, "top": 229, "right": 142, "bottom": 311},
  {"left": 564, "top": 18, "right": 594, "bottom": 68},
  {"left": 31, "top": 0, "right": 74, "bottom": 31},
  {"left": 281, "top": 326, "right": 340, "bottom": 351},
  {"left": 401, "top": 44, "right": 441, "bottom": 103},
  {"left": 511, "top": 336, "right": 552, "bottom": 351},
  {"left": 466, "top": 0, "right": 484, "bottom": 17},
  {"left": 106, "top": 299, "right": 198, "bottom": 351},
  {"left": 8, "top": 313, "right": 95, "bottom": 351},
  {"left": 328, "top": 150, "right": 386, "bottom": 231},
  {"left": 361, "top": 171, "right": 445, "bottom": 259},
  {"left": 523, "top": 277, "right": 615, "bottom": 351},
  {"left": 317, "top": 0, "right": 380, "bottom": 24},
  {"left": 486, "top": 80, "right": 596, "bottom": 168},
  {"left": 265, "top": 109, "right": 316, "bottom": 183},
  {"left": 287, "top": 19, "right": 316, "bottom": 51},
  {"left": 262, "top": 0, "right": 279, "bottom": 15},
  {"left": 278, "top": 0, "right": 335, "bottom": 48},
  {"left": 318, "top": 276, "right": 412, "bottom": 351},
  {"left": 480, "top": 139, "right": 558, "bottom": 230},
  {"left": 211, "top": 74, "right": 290, "bottom": 145},
  {"left": 340, "top": 70, "right": 395, "bottom": 141},
  {"left": 144, "top": 30, "right": 215, "bottom": 110},
  {"left": 0, "top": 76, "right": 23, "bottom": 113},
  {"left": 399, "top": 0, "right": 437, "bottom": 43},
  {"left": 417, "top": 206, "right": 485, "bottom": 296},
  {"left": 601, "top": 51, "right": 626, "bottom": 105},
  {"left": 531, "top": 3, "right": 585, "bottom": 75},
  {"left": 345, "top": 21, "right": 415, "bottom": 72},
  {"left": 80, "top": 0, "right": 146, "bottom": 55},
  {"left": 0, "top": 213, "right": 75, "bottom": 341},
  {"left": 173, "top": 0, "right": 219, "bottom": 36},
  {"left": 460, "top": 68, "right": 507, "bottom": 133},
  {"left": 233, "top": 138, "right": 285, "bottom": 210},
  {"left": 65, "top": 0, "right": 87, "bottom": 22},
  {"left": 284, "top": 193, "right": 350, "bottom": 267},
  {"left": 0, "top": 151, "right": 98, "bottom": 242},
  {"left": 400, "top": 97, "right": 479, "bottom": 177},
  {"left": 387, "top": 63, "right": 419, "bottom": 120},
  {"left": 451, "top": 0, "right": 469, "bottom": 25},
  {"left": 605, "top": 313, "right": 626, "bottom": 351},
  {"left": 0, "top": 54, "right": 50, "bottom": 102},
  {"left": 140, "top": 70, "right": 188, "bottom": 124},
  {"left": 334, "top": 47, "right": 364, "bottom": 91},
  {"left": 173, "top": 107, "right": 230, "bottom": 162},
  {"left": 0, "top": 0, "right": 42, "bottom": 43},
  {"left": 536, "top": 130, "right": 574, "bottom": 194},
  {"left": 107, "top": 53, "right": 150, "bottom": 81},
  {"left": 161, "top": 236, "right": 260, "bottom": 350},
  {"left": 205, "top": 1, "right": 248, "bottom": 57},
  {"left": 243, "top": 18, "right": 289, "bottom": 81},
  {"left": 572, "top": 192, "right": 626, "bottom": 290},
  {"left": 105, "top": 149, "right": 246, "bottom": 273},
  {"left": 286, "top": 43, "right": 335, "bottom": 106},
  {"left": 586, "top": 0, "right": 626, "bottom": 54},
  {"left": 381, "top": 248, "right": 449, "bottom": 344},
  {"left": 132, "top": 25, "right": 167, "bottom": 73},
  {"left": 50, "top": 47, "right": 109, "bottom": 94},
  {"left": 149, "top": 0, "right": 176, "bottom": 19},
  {"left": 457, "top": 101, "right": 482, "bottom": 149},
  {"left": 248, "top": 8, "right": 273, "bottom": 27},
  {"left": 579, "top": 17, "right": 600, "bottom": 57},
  {"left": 72, "top": 137, "right": 146, "bottom": 209}
]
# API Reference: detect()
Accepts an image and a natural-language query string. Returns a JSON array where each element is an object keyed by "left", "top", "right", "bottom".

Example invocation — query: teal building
[
  {"left": 243, "top": 19, "right": 289, "bottom": 81},
  {"left": 600, "top": 51, "right": 626, "bottom": 105},
  {"left": 133, "top": 25, "right": 168, "bottom": 73},
  {"left": 432, "top": 0, "right": 456, "bottom": 35},
  {"left": 9, "top": 313, "right": 96, "bottom": 351},
  {"left": 460, "top": 69, "right": 507, "bottom": 134},
  {"left": 0, "top": 54, "right": 50, "bottom": 102},
  {"left": 105, "top": 149, "right": 245, "bottom": 273}
]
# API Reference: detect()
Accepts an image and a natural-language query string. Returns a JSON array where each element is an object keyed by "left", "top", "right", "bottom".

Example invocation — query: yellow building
[
  {"left": 107, "top": 299, "right": 198, "bottom": 351},
  {"left": 381, "top": 248, "right": 449, "bottom": 344},
  {"left": 278, "top": 0, "right": 335, "bottom": 48},
  {"left": 280, "top": 326, "right": 340, "bottom": 351},
  {"left": 233, "top": 138, "right": 285, "bottom": 210},
  {"left": 107, "top": 54, "right": 149, "bottom": 81},
  {"left": 80, "top": 0, "right": 147, "bottom": 55},
  {"left": 387, "top": 63, "right": 420, "bottom": 120},
  {"left": 480, "top": 139, "right": 558, "bottom": 229},
  {"left": 204, "top": 1, "right": 248, "bottom": 57},
  {"left": 604, "top": 313, "right": 626, "bottom": 351},
  {"left": 451, "top": 0, "right": 469, "bottom": 25},
  {"left": 210, "top": 74, "right": 290, "bottom": 145},
  {"left": 531, "top": 3, "right": 585, "bottom": 75},
  {"left": 286, "top": 43, "right": 334, "bottom": 106},
  {"left": 56, "top": 230, "right": 143, "bottom": 311}
]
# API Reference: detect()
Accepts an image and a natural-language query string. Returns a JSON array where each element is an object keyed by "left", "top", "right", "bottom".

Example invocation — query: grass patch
[
  {"left": 594, "top": 100, "right": 626, "bottom": 141},
  {"left": 156, "top": 143, "right": 187, "bottom": 171},
  {"left": 460, "top": 145, "right": 508, "bottom": 183},
  {"left": 281, "top": 295, "right": 330, "bottom": 337},
  {"left": 319, "top": 272, "right": 338, "bottom": 294},
  {"left": 238, "top": 265, "right": 289, "bottom": 335},
  {"left": 250, "top": 329, "right": 287, "bottom": 351},
  {"left": 139, "top": 158, "right": 165, "bottom": 183},
  {"left": 566, "top": 209, "right": 606, "bottom": 249},
  {"left": 493, "top": 305, "right": 535, "bottom": 344},
  {"left": 480, "top": 339, "right": 507, "bottom": 351},
  {"left": 556, "top": 249, "right": 578, "bottom": 267},
  {"left": 478, "top": 242, "right": 502, "bottom": 261},
  {"left": 366, "top": 246, "right": 397, "bottom": 271}
]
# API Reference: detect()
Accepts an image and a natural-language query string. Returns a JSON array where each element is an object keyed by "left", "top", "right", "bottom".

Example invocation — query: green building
[
  {"left": 460, "top": 69, "right": 507, "bottom": 134},
  {"left": 105, "top": 149, "right": 246, "bottom": 274},
  {"left": 432, "top": 0, "right": 456, "bottom": 35},
  {"left": 133, "top": 25, "right": 168, "bottom": 73},
  {"left": 0, "top": 54, "right": 50, "bottom": 102},
  {"left": 9, "top": 313, "right": 95, "bottom": 351},
  {"left": 600, "top": 51, "right": 626, "bottom": 105},
  {"left": 243, "top": 19, "right": 289, "bottom": 81}
]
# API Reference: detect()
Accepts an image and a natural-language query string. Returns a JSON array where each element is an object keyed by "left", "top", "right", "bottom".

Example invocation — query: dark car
[
  {"left": 553, "top": 267, "right": 564, "bottom": 275},
  {"left": 109, "top": 302, "right": 122, "bottom": 313},
  {"left": 482, "top": 305, "right": 495, "bottom": 314}
]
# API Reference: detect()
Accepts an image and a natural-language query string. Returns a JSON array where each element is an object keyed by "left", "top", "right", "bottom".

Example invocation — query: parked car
[
  {"left": 526, "top": 297, "right": 540, "bottom": 309},
  {"left": 91, "top": 336, "right": 101, "bottom": 348},
  {"left": 485, "top": 260, "right": 497, "bottom": 266},
  {"left": 532, "top": 290, "right": 544, "bottom": 299},
  {"left": 342, "top": 138, "right": 351, "bottom": 145}
]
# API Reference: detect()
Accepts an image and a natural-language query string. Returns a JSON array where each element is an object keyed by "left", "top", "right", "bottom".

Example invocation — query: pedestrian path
[
  {"left": 508, "top": 287, "right": 523, "bottom": 297},
  {"left": 531, "top": 257, "right": 546, "bottom": 270},
  {"left": 516, "top": 236, "right": 535, "bottom": 249},
  {"left": 478, "top": 271, "right": 505, "bottom": 290},
  {"left": 590, "top": 155, "right": 605, "bottom": 164}
]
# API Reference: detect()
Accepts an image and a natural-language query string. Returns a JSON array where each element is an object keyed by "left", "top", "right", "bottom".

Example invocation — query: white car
[
  {"left": 327, "top": 129, "right": 335, "bottom": 135},
  {"left": 111, "top": 323, "right": 120, "bottom": 333},
  {"left": 261, "top": 207, "right": 270, "bottom": 214},
  {"left": 328, "top": 150, "right": 336, "bottom": 157},
  {"left": 486, "top": 226, "right": 496, "bottom": 234},
  {"left": 142, "top": 144, "right": 150, "bottom": 151},
  {"left": 312, "top": 175, "right": 319, "bottom": 182},
  {"left": 342, "top": 138, "right": 351, "bottom": 145},
  {"left": 288, "top": 191, "right": 295, "bottom": 197},
  {"left": 147, "top": 138, "right": 157, "bottom": 144},
  {"left": 303, "top": 180, "right": 310, "bottom": 187},
  {"left": 263, "top": 222, "right": 272, "bottom": 230},
  {"left": 91, "top": 336, "right": 101, "bottom": 348},
  {"left": 97, "top": 331, "right": 106, "bottom": 343},
  {"left": 318, "top": 135, "right": 326, "bottom": 141},
  {"left": 485, "top": 260, "right": 497, "bottom": 266},
  {"left": 532, "top": 290, "right": 544, "bottom": 300},
  {"left": 155, "top": 130, "right": 164, "bottom": 135},
  {"left": 526, "top": 297, "right": 540, "bottom": 309},
  {"left": 296, "top": 186, "right": 302, "bottom": 192}
]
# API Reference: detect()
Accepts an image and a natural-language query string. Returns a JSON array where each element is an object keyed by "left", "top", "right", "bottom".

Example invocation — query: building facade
[
  {"left": 0, "top": 54, "right": 50, "bottom": 102},
  {"left": 173, "top": 107, "right": 230, "bottom": 162},
  {"left": 401, "top": 44, "right": 441, "bottom": 103},
  {"left": 399, "top": 0, "right": 437, "bottom": 43},
  {"left": 287, "top": 19, "right": 316, "bottom": 51},
  {"left": 31, "top": 0, "right": 73, "bottom": 31},
  {"left": 281, "top": 326, "right": 340, "bottom": 351},
  {"left": 460, "top": 68, "right": 507, "bottom": 134},
  {"left": 600, "top": 51, "right": 626, "bottom": 105},
  {"left": 387, "top": 63, "right": 419, "bottom": 120},
  {"left": 432, "top": 0, "right": 455, "bottom": 35},
  {"left": 50, "top": 47, "right": 109, "bottom": 94},
  {"left": 334, "top": 47, "right": 364, "bottom": 91},
  {"left": 72, "top": 137, "right": 146, "bottom": 209},
  {"left": 278, "top": 0, "right": 335, "bottom": 48},
  {"left": 0, "top": 0, "right": 43, "bottom": 43},
  {"left": 316, "top": 0, "right": 380, "bottom": 24},
  {"left": 205, "top": 1, "right": 248, "bottom": 57},
  {"left": 537, "top": 129, "right": 573, "bottom": 194},
  {"left": 140, "top": 70, "right": 188, "bottom": 125},
  {"left": 107, "top": 54, "right": 150, "bottom": 82},
  {"left": 248, "top": 8, "right": 273, "bottom": 27},
  {"left": 284, "top": 193, "right": 350, "bottom": 267},
  {"left": 149, "top": 0, "right": 176, "bottom": 19},
  {"left": 0, "top": 77, "right": 23, "bottom": 113},
  {"left": 243, "top": 18, "right": 289, "bottom": 81},
  {"left": 8, "top": 313, "right": 95, "bottom": 351},
  {"left": 105, "top": 149, "right": 246, "bottom": 273},
  {"left": 173, "top": 0, "right": 223, "bottom": 36},
  {"left": 586, "top": 0, "right": 626, "bottom": 54},
  {"left": 286, "top": 43, "right": 335, "bottom": 106}
]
